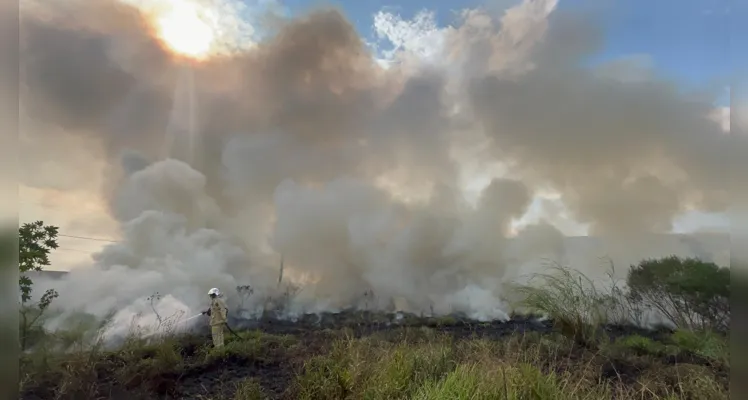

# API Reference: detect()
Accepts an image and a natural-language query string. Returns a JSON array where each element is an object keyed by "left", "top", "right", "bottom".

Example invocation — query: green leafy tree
[
  {"left": 18, "top": 221, "right": 60, "bottom": 350},
  {"left": 627, "top": 256, "right": 729, "bottom": 331},
  {"left": 19, "top": 221, "right": 59, "bottom": 303}
]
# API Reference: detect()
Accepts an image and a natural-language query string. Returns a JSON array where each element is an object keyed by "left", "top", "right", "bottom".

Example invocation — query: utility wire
[{"left": 58, "top": 234, "right": 119, "bottom": 243}]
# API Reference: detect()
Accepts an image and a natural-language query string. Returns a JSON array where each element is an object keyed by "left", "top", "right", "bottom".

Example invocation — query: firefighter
[{"left": 202, "top": 287, "right": 229, "bottom": 348}]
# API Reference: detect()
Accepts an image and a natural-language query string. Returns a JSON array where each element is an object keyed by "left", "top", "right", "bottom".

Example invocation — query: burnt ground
[
  {"left": 20, "top": 312, "right": 726, "bottom": 400},
  {"left": 222, "top": 310, "right": 676, "bottom": 344}
]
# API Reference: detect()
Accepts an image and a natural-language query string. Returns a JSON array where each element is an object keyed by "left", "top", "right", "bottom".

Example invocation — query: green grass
[
  {"left": 290, "top": 329, "right": 727, "bottom": 400},
  {"left": 606, "top": 334, "right": 677, "bottom": 357},
  {"left": 202, "top": 330, "right": 298, "bottom": 363},
  {"left": 416, "top": 362, "right": 620, "bottom": 400}
]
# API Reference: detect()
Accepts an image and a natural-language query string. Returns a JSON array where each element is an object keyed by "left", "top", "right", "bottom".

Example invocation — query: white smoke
[{"left": 17, "top": 0, "right": 733, "bottom": 341}]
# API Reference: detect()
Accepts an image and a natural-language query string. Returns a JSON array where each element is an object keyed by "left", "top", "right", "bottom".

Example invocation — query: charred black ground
[{"left": 221, "top": 311, "right": 675, "bottom": 342}]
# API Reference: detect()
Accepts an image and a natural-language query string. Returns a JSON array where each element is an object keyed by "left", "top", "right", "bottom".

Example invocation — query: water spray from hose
[{"left": 140, "top": 312, "right": 204, "bottom": 339}]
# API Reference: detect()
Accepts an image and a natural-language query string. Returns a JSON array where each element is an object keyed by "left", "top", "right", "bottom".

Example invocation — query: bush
[
  {"left": 627, "top": 256, "right": 729, "bottom": 331},
  {"left": 669, "top": 330, "right": 729, "bottom": 364},
  {"left": 610, "top": 335, "right": 669, "bottom": 356}
]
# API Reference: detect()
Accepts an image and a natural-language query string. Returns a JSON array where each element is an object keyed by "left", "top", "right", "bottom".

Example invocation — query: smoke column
[{"left": 15, "top": 0, "right": 738, "bottom": 334}]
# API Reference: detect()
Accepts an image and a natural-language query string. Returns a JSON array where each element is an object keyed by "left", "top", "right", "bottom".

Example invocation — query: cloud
[{"left": 371, "top": 9, "right": 447, "bottom": 66}]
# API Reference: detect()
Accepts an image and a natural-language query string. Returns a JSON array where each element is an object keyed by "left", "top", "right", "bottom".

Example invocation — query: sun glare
[{"left": 155, "top": 0, "right": 215, "bottom": 60}]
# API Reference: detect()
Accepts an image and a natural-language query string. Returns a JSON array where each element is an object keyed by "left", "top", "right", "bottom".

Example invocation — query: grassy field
[
  {"left": 19, "top": 263, "right": 730, "bottom": 399},
  {"left": 19, "top": 315, "right": 729, "bottom": 400}
]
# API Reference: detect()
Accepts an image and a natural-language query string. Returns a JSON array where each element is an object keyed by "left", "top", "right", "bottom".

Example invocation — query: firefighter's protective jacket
[{"left": 208, "top": 297, "right": 228, "bottom": 326}]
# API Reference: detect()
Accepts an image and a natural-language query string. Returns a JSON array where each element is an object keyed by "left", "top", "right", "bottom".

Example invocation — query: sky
[
  {"left": 18, "top": 0, "right": 737, "bottom": 270},
  {"left": 282, "top": 0, "right": 736, "bottom": 96}
]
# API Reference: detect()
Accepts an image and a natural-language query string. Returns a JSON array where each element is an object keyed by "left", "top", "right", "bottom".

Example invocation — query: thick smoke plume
[{"left": 17, "top": 0, "right": 737, "bottom": 334}]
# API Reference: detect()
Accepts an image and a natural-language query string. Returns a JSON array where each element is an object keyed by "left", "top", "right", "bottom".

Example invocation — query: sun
[{"left": 154, "top": 0, "right": 216, "bottom": 60}]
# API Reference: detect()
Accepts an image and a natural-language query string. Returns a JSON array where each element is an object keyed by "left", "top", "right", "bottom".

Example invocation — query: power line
[{"left": 58, "top": 234, "right": 119, "bottom": 243}]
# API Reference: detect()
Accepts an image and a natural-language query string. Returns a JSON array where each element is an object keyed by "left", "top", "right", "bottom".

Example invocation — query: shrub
[
  {"left": 611, "top": 335, "right": 667, "bottom": 356},
  {"left": 669, "top": 330, "right": 729, "bottom": 364},
  {"left": 627, "top": 256, "right": 729, "bottom": 331}
]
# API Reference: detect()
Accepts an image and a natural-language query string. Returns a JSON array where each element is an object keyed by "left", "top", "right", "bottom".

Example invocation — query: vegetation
[
  {"left": 19, "top": 221, "right": 59, "bottom": 302},
  {"left": 296, "top": 329, "right": 729, "bottom": 400},
  {"left": 512, "top": 257, "right": 729, "bottom": 341},
  {"left": 18, "top": 221, "right": 60, "bottom": 351},
  {"left": 19, "top": 322, "right": 728, "bottom": 399},
  {"left": 511, "top": 261, "right": 640, "bottom": 345},
  {"left": 16, "top": 222, "right": 730, "bottom": 399},
  {"left": 627, "top": 256, "right": 729, "bottom": 332}
]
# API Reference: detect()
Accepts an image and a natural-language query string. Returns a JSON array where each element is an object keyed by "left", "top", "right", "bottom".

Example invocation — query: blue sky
[
  {"left": 276, "top": 0, "right": 735, "bottom": 105},
  {"left": 578, "top": 0, "right": 732, "bottom": 86}
]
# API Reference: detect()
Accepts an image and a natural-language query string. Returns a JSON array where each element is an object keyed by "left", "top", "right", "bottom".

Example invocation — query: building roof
[{"left": 23, "top": 270, "right": 69, "bottom": 280}]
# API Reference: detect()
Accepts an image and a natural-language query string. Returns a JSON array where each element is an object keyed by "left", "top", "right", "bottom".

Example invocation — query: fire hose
[{"left": 222, "top": 321, "right": 242, "bottom": 339}]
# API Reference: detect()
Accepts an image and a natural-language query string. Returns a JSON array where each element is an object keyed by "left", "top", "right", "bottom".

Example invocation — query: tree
[
  {"left": 627, "top": 256, "right": 729, "bottom": 331},
  {"left": 19, "top": 221, "right": 59, "bottom": 303},
  {"left": 18, "top": 221, "right": 60, "bottom": 350}
]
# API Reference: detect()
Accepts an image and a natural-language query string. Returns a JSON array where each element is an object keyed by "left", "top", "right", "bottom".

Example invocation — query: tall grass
[{"left": 511, "top": 262, "right": 642, "bottom": 343}]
